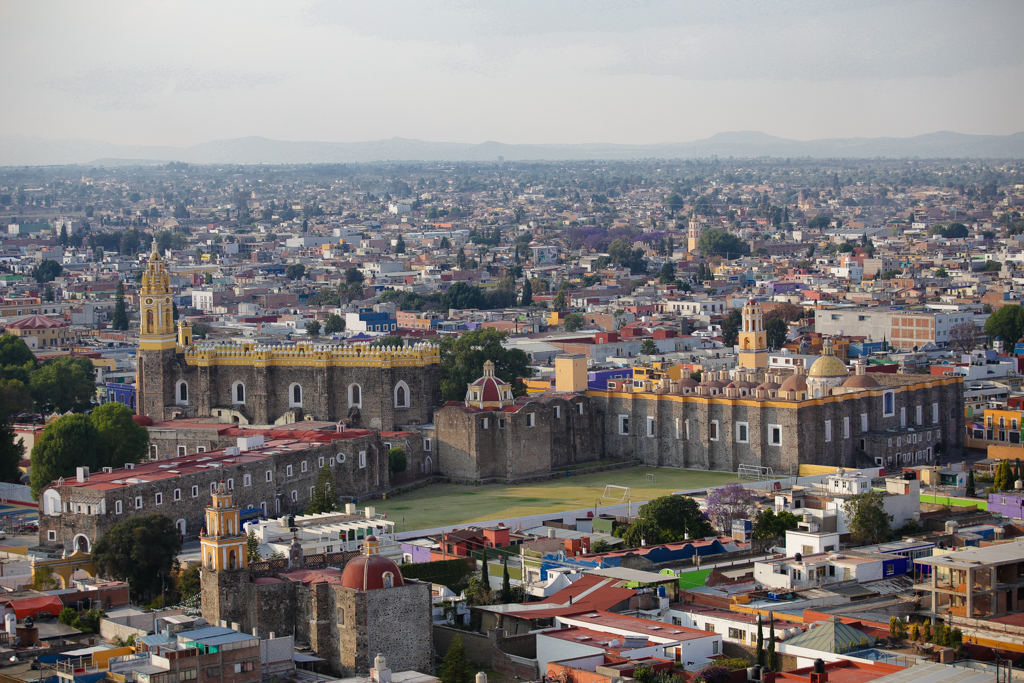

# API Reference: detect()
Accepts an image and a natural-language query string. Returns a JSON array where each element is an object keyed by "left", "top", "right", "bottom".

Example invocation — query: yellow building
[
  {"left": 5, "top": 315, "right": 72, "bottom": 349},
  {"left": 200, "top": 481, "right": 247, "bottom": 572},
  {"left": 555, "top": 355, "right": 588, "bottom": 392},
  {"left": 737, "top": 299, "right": 768, "bottom": 369}
]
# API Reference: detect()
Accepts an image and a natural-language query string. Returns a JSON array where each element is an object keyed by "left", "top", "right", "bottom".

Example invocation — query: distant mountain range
[{"left": 2, "top": 130, "right": 1023, "bottom": 166}]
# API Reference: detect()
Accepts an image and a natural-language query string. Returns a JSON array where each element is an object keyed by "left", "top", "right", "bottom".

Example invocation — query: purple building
[{"left": 988, "top": 492, "right": 1024, "bottom": 519}]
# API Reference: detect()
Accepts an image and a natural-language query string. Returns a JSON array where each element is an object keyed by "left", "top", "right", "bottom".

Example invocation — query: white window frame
[
  {"left": 736, "top": 422, "right": 749, "bottom": 443},
  {"left": 348, "top": 383, "right": 362, "bottom": 409},
  {"left": 243, "top": 474, "right": 251, "bottom": 487},
  {"left": 554, "top": 405, "right": 561, "bottom": 419},
  {"left": 359, "top": 451, "right": 367, "bottom": 468},
  {"left": 232, "top": 381, "right": 246, "bottom": 405},
  {"left": 916, "top": 405, "right": 923, "bottom": 426},
  {"left": 177, "top": 445, "right": 187, "bottom": 457},
  {"left": 901, "top": 406, "right": 907, "bottom": 428},
  {"left": 286, "top": 464, "right": 293, "bottom": 477},
  {"left": 647, "top": 416, "right": 655, "bottom": 437},
  {"left": 844, "top": 417, "right": 850, "bottom": 439},
  {"left": 191, "top": 485, "right": 199, "bottom": 498},
  {"left": 135, "top": 496, "right": 143, "bottom": 510},
  {"left": 824, "top": 420, "right": 832, "bottom": 442},
  {"left": 675, "top": 418, "right": 680, "bottom": 439},
  {"left": 393, "top": 381, "right": 410, "bottom": 409},
  {"left": 883, "top": 390, "right": 895, "bottom": 417},
  {"left": 710, "top": 420, "right": 719, "bottom": 441},
  {"left": 685, "top": 419, "right": 690, "bottom": 440},
  {"left": 48, "top": 530, "right": 57, "bottom": 541},
  {"left": 423, "top": 438, "right": 431, "bottom": 451},
  {"left": 932, "top": 402, "right": 939, "bottom": 424},
  {"left": 173, "top": 488, "right": 181, "bottom": 501},
  {"left": 301, "top": 460, "right": 308, "bottom": 473},
  {"left": 768, "top": 424, "right": 782, "bottom": 446},
  {"left": 319, "top": 456, "right": 325, "bottom": 468},
  {"left": 618, "top": 414, "right": 629, "bottom": 435},
  {"left": 265, "top": 470, "right": 273, "bottom": 482},
  {"left": 155, "top": 492, "right": 163, "bottom": 506},
  {"left": 289, "top": 383, "right": 303, "bottom": 408},
  {"left": 115, "top": 500, "right": 122, "bottom": 514},
  {"left": 526, "top": 413, "right": 536, "bottom": 428},
  {"left": 482, "top": 417, "right": 489, "bottom": 430},
  {"left": 176, "top": 380, "right": 189, "bottom": 406},
  {"left": 861, "top": 413, "right": 868, "bottom": 432},
  {"left": 578, "top": 402, "right": 584, "bottom": 415}
]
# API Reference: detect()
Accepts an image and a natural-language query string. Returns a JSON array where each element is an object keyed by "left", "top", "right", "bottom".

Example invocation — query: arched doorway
[
  {"left": 73, "top": 534, "right": 91, "bottom": 553},
  {"left": 176, "top": 519, "right": 186, "bottom": 537}
]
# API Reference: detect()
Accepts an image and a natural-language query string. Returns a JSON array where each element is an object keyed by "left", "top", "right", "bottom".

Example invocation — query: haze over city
[{"left": 2, "top": 0, "right": 1023, "bottom": 164}]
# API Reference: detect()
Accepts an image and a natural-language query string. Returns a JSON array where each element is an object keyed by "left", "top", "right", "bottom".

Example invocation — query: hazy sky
[{"left": 2, "top": 0, "right": 1022, "bottom": 147}]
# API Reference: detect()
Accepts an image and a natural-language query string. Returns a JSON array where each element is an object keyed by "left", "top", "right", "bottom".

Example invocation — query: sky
[{"left": 1, "top": 0, "right": 1022, "bottom": 148}]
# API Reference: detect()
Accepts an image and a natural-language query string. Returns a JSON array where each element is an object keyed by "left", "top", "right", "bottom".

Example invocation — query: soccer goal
[
  {"left": 646, "top": 473, "right": 657, "bottom": 484},
  {"left": 737, "top": 464, "right": 775, "bottom": 490},
  {"left": 601, "top": 484, "right": 632, "bottom": 515}
]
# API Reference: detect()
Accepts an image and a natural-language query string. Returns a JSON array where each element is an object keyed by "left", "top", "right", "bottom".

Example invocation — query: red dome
[
  {"left": 340, "top": 554, "right": 405, "bottom": 590},
  {"left": 132, "top": 415, "right": 154, "bottom": 426},
  {"left": 745, "top": 298, "right": 758, "bottom": 306},
  {"left": 470, "top": 376, "right": 503, "bottom": 402}
]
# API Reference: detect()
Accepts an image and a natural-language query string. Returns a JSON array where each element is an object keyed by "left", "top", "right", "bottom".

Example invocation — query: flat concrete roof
[{"left": 914, "top": 540, "right": 1024, "bottom": 568}]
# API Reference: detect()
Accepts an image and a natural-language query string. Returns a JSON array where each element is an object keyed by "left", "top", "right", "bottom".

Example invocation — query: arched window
[
  {"left": 228, "top": 550, "right": 237, "bottom": 570},
  {"left": 424, "top": 456, "right": 432, "bottom": 474},
  {"left": 383, "top": 572, "right": 394, "bottom": 588},
  {"left": 394, "top": 381, "right": 409, "bottom": 409},
  {"left": 146, "top": 310, "right": 154, "bottom": 332},
  {"left": 176, "top": 519, "right": 186, "bottom": 536},
  {"left": 176, "top": 381, "right": 188, "bottom": 405},
  {"left": 74, "top": 534, "right": 90, "bottom": 553},
  {"left": 349, "top": 383, "right": 362, "bottom": 408},
  {"left": 233, "top": 382, "right": 245, "bottom": 404},
  {"left": 289, "top": 383, "right": 303, "bottom": 408}
]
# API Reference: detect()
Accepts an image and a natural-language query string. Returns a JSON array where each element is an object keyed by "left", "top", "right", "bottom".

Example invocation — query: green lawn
[{"left": 374, "top": 467, "right": 737, "bottom": 532}]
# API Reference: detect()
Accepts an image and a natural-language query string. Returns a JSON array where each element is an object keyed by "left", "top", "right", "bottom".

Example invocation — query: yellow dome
[{"left": 808, "top": 354, "right": 848, "bottom": 377}]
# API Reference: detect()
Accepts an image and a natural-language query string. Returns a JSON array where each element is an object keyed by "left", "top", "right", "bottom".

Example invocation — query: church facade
[{"left": 136, "top": 250, "right": 441, "bottom": 430}]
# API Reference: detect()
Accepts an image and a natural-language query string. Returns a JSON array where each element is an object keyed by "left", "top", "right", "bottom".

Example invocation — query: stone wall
[
  {"left": 149, "top": 351, "right": 441, "bottom": 429},
  {"left": 591, "top": 376, "right": 964, "bottom": 471},
  {"left": 40, "top": 435, "right": 391, "bottom": 553},
  {"left": 366, "top": 580, "right": 433, "bottom": 675}
]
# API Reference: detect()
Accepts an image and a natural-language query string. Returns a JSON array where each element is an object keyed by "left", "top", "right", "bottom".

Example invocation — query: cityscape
[{"left": 0, "top": 4, "right": 1022, "bottom": 683}]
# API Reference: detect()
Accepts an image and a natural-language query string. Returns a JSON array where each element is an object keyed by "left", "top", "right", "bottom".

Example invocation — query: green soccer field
[{"left": 371, "top": 466, "right": 737, "bottom": 532}]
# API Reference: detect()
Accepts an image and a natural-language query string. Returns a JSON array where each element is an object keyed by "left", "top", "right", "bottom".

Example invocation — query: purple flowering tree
[{"left": 705, "top": 483, "right": 758, "bottom": 535}]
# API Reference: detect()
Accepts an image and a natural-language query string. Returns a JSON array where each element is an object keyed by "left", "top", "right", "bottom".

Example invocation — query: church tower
[
  {"left": 199, "top": 481, "right": 252, "bottom": 631},
  {"left": 687, "top": 217, "right": 703, "bottom": 253},
  {"left": 201, "top": 481, "right": 247, "bottom": 571},
  {"left": 737, "top": 298, "right": 768, "bottom": 370},
  {"left": 137, "top": 244, "right": 178, "bottom": 420}
]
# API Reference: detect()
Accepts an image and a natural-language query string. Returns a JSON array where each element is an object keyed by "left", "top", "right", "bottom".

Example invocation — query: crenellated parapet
[{"left": 183, "top": 341, "right": 440, "bottom": 369}]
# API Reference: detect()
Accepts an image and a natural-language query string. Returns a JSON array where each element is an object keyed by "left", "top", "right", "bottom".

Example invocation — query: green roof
[{"left": 784, "top": 616, "right": 871, "bottom": 653}]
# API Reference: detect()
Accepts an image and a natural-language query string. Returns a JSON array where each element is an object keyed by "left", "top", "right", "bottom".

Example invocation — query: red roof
[
  {"left": 2, "top": 595, "right": 63, "bottom": 619},
  {"left": 7, "top": 315, "right": 67, "bottom": 329},
  {"left": 340, "top": 553, "right": 405, "bottom": 591},
  {"left": 470, "top": 376, "right": 503, "bottom": 402}
]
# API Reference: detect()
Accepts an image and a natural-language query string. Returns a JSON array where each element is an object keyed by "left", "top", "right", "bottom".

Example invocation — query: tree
[
  {"left": 911, "top": 623, "right": 920, "bottom": 642},
  {"left": 993, "top": 460, "right": 1013, "bottom": 492},
  {"left": 889, "top": 616, "right": 908, "bottom": 642},
  {"left": 345, "top": 267, "right": 364, "bottom": 284},
  {"left": 176, "top": 563, "right": 200, "bottom": 600},
  {"left": 30, "top": 356, "right": 97, "bottom": 413},
  {"left": 0, "top": 420, "right": 23, "bottom": 482},
  {"left": 30, "top": 414, "right": 102, "bottom": 499},
  {"left": 246, "top": 530, "right": 262, "bottom": 564},
  {"left": 705, "top": 483, "right": 757, "bottom": 535},
  {"left": 946, "top": 223, "right": 969, "bottom": 239},
  {"left": 765, "top": 317, "right": 787, "bottom": 349},
  {"left": 33, "top": 259, "right": 63, "bottom": 283},
  {"left": 752, "top": 509, "right": 800, "bottom": 539},
  {"left": 618, "top": 495, "right": 714, "bottom": 548},
  {"left": 306, "top": 465, "right": 338, "bottom": 514},
  {"left": 767, "top": 614, "right": 777, "bottom": 671},
  {"left": 305, "top": 320, "right": 321, "bottom": 337},
  {"left": 324, "top": 314, "right": 345, "bottom": 334},
  {"left": 563, "top": 314, "right": 585, "bottom": 333},
  {"left": 93, "top": 514, "right": 182, "bottom": 600},
  {"left": 112, "top": 280, "right": 129, "bottom": 331},
  {"left": 438, "top": 636, "right": 472, "bottom": 683},
  {"left": 694, "top": 664, "right": 730, "bottom": 683},
  {"left": 32, "top": 565, "right": 59, "bottom": 591},
  {"left": 552, "top": 290, "right": 568, "bottom": 311},
  {"left": 394, "top": 235, "right": 405, "bottom": 254},
  {"left": 756, "top": 616, "right": 764, "bottom": 666},
  {"left": 843, "top": 490, "right": 894, "bottom": 545},
  {"left": 441, "top": 282, "right": 484, "bottom": 310},
  {"left": 948, "top": 321, "right": 978, "bottom": 354},
  {"left": 520, "top": 277, "right": 533, "bottom": 306},
  {"left": 659, "top": 261, "right": 676, "bottom": 284},
  {"left": 285, "top": 264, "right": 306, "bottom": 280},
  {"left": 480, "top": 547, "right": 489, "bottom": 588},
  {"left": 591, "top": 539, "right": 612, "bottom": 554},
  {"left": 388, "top": 447, "right": 407, "bottom": 476},
  {"left": 922, "top": 622, "right": 931, "bottom": 643},
  {"left": 371, "top": 335, "right": 404, "bottom": 348},
  {"left": 965, "top": 469, "right": 976, "bottom": 498},
  {"left": 722, "top": 308, "right": 742, "bottom": 348},
  {"left": 640, "top": 339, "right": 658, "bottom": 355},
  {"left": 0, "top": 335, "right": 36, "bottom": 370},
  {"left": 501, "top": 554, "right": 512, "bottom": 603},
  {"left": 698, "top": 229, "right": 750, "bottom": 259},
  {"left": 91, "top": 402, "right": 150, "bottom": 468},
  {"left": 439, "top": 329, "right": 533, "bottom": 402},
  {"left": 984, "top": 305, "right": 1024, "bottom": 346}
]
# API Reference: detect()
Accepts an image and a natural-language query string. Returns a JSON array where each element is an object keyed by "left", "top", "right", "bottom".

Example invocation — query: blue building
[
  {"left": 104, "top": 382, "right": 136, "bottom": 411},
  {"left": 345, "top": 308, "right": 398, "bottom": 334}
]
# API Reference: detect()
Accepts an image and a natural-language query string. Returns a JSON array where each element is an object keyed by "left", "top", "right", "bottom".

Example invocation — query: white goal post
[{"left": 601, "top": 484, "right": 632, "bottom": 516}]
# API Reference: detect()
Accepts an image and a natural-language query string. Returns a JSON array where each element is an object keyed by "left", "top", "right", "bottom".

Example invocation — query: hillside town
[{"left": 0, "top": 158, "right": 1021, "bottom": 683}]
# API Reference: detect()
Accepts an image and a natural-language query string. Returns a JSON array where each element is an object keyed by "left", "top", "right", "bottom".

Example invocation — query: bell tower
[
  {"left": 200, "top": 481, "right": 247, "bottom": 572},
  {"left": 687, "top": 217, "right": 703, "bottom": 253},
  {"left": 738, "top": 298, "right": 768, "bottom": 369},
  {"left": 137, "top": 243, "right": 179, "bottom": 420}
]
